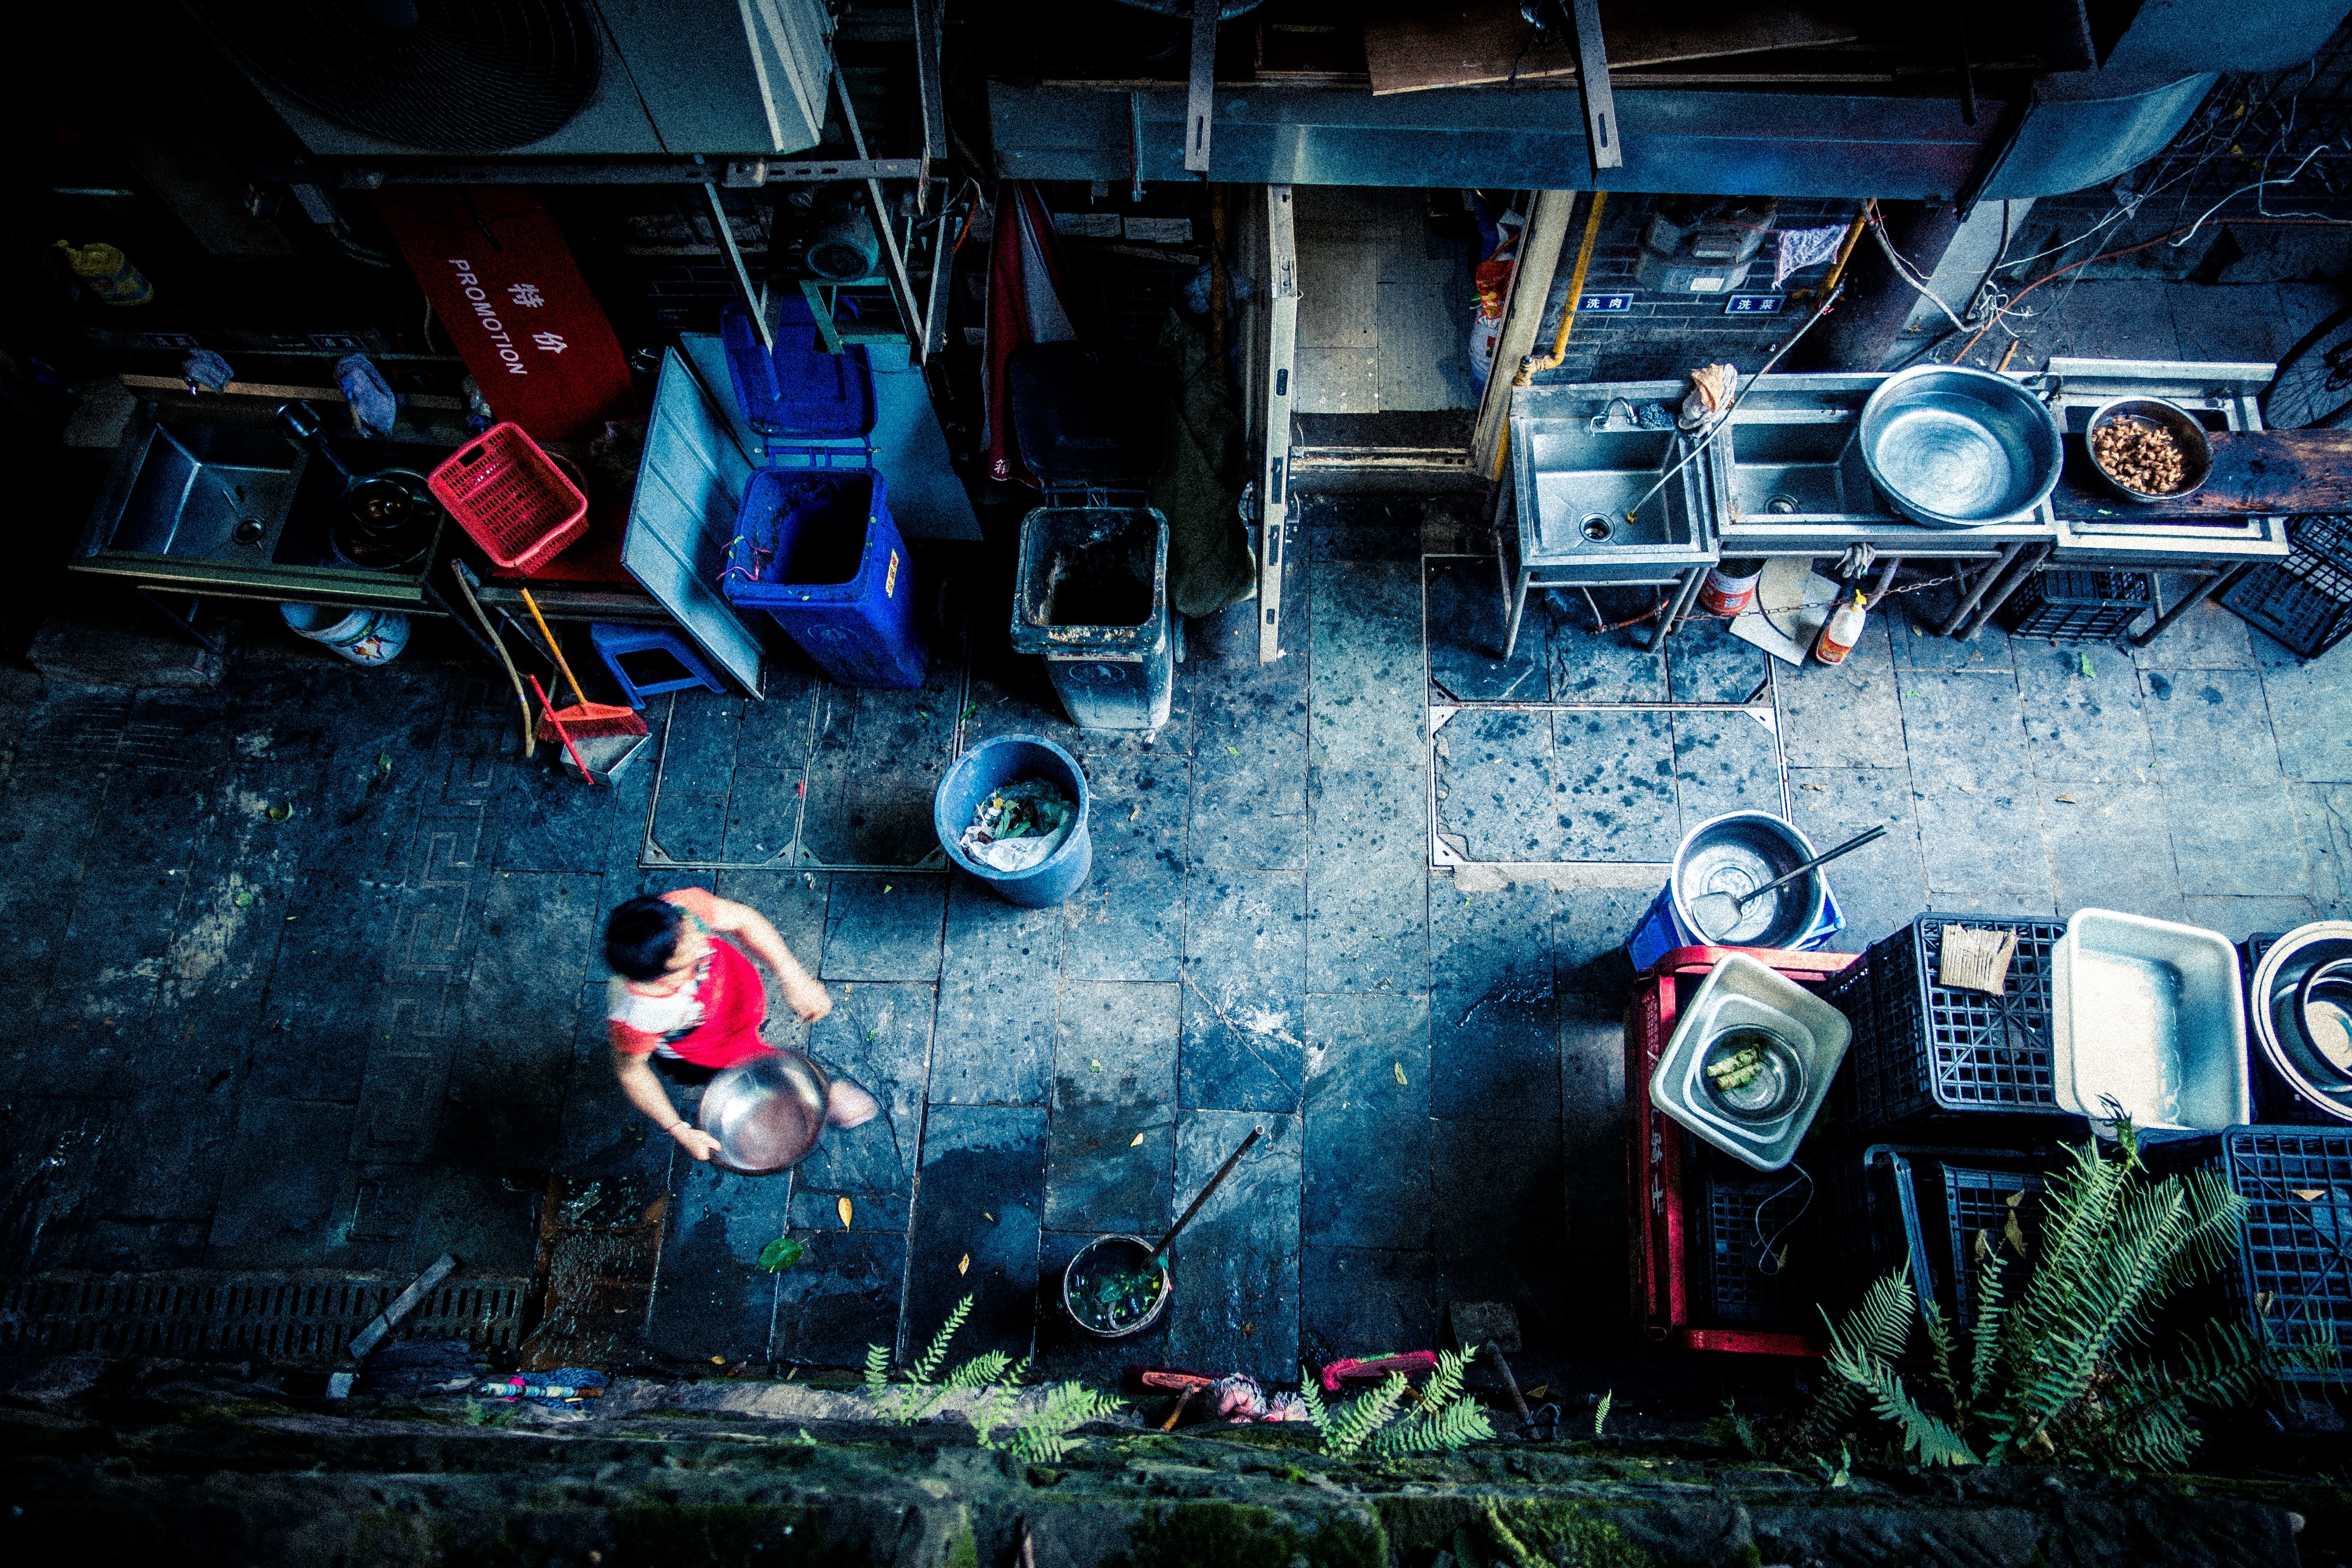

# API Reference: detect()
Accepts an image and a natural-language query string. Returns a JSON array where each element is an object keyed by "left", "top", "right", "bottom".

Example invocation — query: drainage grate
[{"left": 0, "top": 1272, "right": 528, "bottom": 1365}]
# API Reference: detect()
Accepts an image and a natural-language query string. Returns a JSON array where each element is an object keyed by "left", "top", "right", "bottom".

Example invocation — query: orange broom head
[{"left": 536, "top": 701, "right": 647, "bottom": 741}]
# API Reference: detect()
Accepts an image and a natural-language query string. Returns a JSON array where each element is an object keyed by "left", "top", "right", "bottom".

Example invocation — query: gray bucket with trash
[{"left": 934, "top": 735, "right": 1092, "bottom": 906}]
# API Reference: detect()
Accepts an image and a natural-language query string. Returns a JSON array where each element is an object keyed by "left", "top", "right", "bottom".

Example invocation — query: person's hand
[
  {"left": 670, "top": 1124, "right": 723, "bottom": 1161},
  {"left": 784, "top": 974, "right": 833, "bottom": 1024}
]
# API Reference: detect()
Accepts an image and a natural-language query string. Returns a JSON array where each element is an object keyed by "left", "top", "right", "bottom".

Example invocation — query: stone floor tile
[
  {"left": 1302, "top": 994, "right": 1430, "bottom": 1252},
  {"left": 792, "top": 982, "right": 936, "bottom": 1197},
  {"left": 1548, "top": 711, "right": 1681, "bottom": 861},
  {"left": 203, "top": 1099, "right": 359, "bottom": 1268},
  {"left": 821, "top": 874, "right": 946, "bottom": 983},
  {"left": 86, "top": 761, "right": 218, "bottom": 874},
  {"left": 1179, "top": 868, "right": 1308, "bottom": 1112},
  {"left": 1672, "top": 710, "right": 1782, "bottom": 825},
  {"left": 648, "top": 789, "right": 729, "bottom": 864},
  {"left": 1887, "top": 603, "right": 2015, "bottom": 675},
  {"left": 2039, "top": 781, "right": 2183, "bottom": 922},
  {"left": 1901, "top": 673, "right": 2049, "bottom": 903},
  {"left": 659, "top": 691, "right": 745, "bottom": 787},
  {"left": 644, "top": 1166, "right": 799, "bottom": 1363},
  {"left": 1311, "top": 557, "right": 1425, "bottom": 768},
  {"left": 931, "top": 977, "right": 1055, "bottom": 1108},
  {"left": 939, "top": 876, "right": 1060, "bottom": 989},
  {"left": 1300, "top": 1246, "right": 1437, "bottom": 1361},
  {"left": 1427, "top": 557, "right": 1549, "bottom": 702},
  {"left": 1303, "top": 992, "right": 1430, "bottom": 1115},
  {"left": 1044, "top": 981, "right": 1178, "bottom": 1234},
  {"left": 488, "top": 763, "right": 620, "bottom": 877},
  {"left": 1430, "top": 880, "right": 1558, "bottom": 1118},
  {"left": 734, "top": 669, "right": 824, "bottom": 772},
  {"left": 1785, "top": 767, "right": 1929, "bottom": 953},
  {"left": 719, "top": 768, "right": 802, "bottom": 867},
  {"left": 2134, "top": 585, "right": 2258, "bottom": 670},
  {"left": 1553, "top": 885, "right": 1654, "bottom": 995},
  {"left": 2139, "top": 668, "right": 2285, "bottom": 784},
  {"left": 453, "top": 870, "right": 601, "bottom": 1104},
  {"left": 1559, "top": 992, "right": 1627, "bottom": 1333},
  {"left": 2182, "top": 895, "right": 2324, "bottom": 943},
  {"left": 2289, "top": 781, "right": 2352, "bottom": 916},
  {"left": 32, "top": 871, "right": 186, "bottom": 1076},
  {"left": 903, "top": 1105, "right": 1047, "bottom": 1363},
  {"left": 2160, "top": 774, "right": 2312, "bottom": 899},
  {"left": 1189, "top": 658, "right": 1310, "bottom": 872},
  {"left": 2255, "top": 635, "right": 2352, "bottom": 782},
  {"left": 1433, "top": 709, "right": 1564, "bottom": 862},
  {"left": 1432, "top": 1117, "right": 1567, "bottom": 1344},
  {"left": 1306, "top": 766, "right": 1428, "bottom": 995},
  {"left": 1058, "top": 761, "right": 1185, "bottom": 983},
  {"left": 774, "top": 1227, "right": 908, "bottom": 1366},
  {"left": 1166, "top": 1109, "right": 1302, "bottom": 1385},
  {"left": 1545, "top": 594, "right": 1669, "bottom": 705},
  {"left": 1666, "top": 617, "right": 1772, "bottom": 704},
  {"left": 1775, "top": 614, "right": 1906, "bottom": 769},
  {"left": 1305, "top": 494, "right": 1430, "bottom": 563},
  {"left": 2015, "top": 641, "right": 2154, "bottom": 782}
]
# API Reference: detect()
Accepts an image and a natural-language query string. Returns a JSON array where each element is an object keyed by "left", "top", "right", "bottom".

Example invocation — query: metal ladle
[{"left": 1687, "top": 823, "right": 1886, "bottom": 937}]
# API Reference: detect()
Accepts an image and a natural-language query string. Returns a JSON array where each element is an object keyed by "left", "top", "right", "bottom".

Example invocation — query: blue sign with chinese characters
[
  {"left": 1724, "top": 294, "right": 1785, "bottom": 315},
  {"left": 1578, "top": 293, "right": 1635, "bottom": 313}
]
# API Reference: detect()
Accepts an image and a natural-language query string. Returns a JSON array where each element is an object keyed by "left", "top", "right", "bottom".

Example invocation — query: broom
[{"left": 518, "top": 587, "right": 648, "bottom": 742}]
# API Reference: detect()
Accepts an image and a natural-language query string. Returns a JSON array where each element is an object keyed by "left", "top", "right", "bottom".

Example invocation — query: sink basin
[
  {"left": 1706, "top": 385, "right": 1908, "bottom": 527},
  {"left": 97, "top": 416, "right": 307, "bottom": 559},
  {"left": 1509, "top": 412, "right": 1714, "bottom": 582},
  {"left": 81, "top": 402, "right": 453, "bottom": 577}
]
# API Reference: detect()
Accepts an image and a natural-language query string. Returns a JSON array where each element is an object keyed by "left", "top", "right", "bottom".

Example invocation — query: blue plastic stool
[{"left": 589, "top": 622, "right": 728, "bottom": 709}]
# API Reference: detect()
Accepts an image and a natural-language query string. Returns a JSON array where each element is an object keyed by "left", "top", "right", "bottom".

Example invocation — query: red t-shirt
[{"left": 606, "top": 888, "right": 772, "bottom": 1069}]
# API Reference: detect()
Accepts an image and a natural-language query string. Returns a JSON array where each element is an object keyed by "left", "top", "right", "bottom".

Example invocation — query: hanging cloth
[{"left": 982, "top": 181, "right": 1081, "bottom": 485}]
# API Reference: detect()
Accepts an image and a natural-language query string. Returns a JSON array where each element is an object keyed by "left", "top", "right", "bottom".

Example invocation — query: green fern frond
[
  {"left": 1829, "top": 1347, "right": 1978, "bottom": 1467},
  {"left": 1320, "top": 1372, "right": 1408, "bottom": 1457},
  {"left": 943, "top": 1349, "right": 1013, "bottom": 1392},
  {"left": 863, "top": 1342, "right": 891, "bottom": 1392},
  {"left": 1007, "top": 1382, "right": 1125, "bottom": 1463},
  {"left": 1824, "top": 1266, "right": 1917, "bottom": 1375},
  {"left": 1921, "top": 1290, "right": 1958, "bottom": 1408},
  {"left": 908, "top": 1295, "right": 973, "bottom": 1384},
  {"left": 1969, "top": 1250, "right": 2007, "bottom": 1404},
  {"left": 1418, "top": 1346, "right": 1473, "bottom": 1411},
  {"left": 1300, "top": 1367, "right": 1331, "bottom": 1438},
  {"left": 1592, "top": 1389, "right": 1612, "bottom": 1437},
  {"left": 1375, "top": 1394, "right": 1496, "bottom": 1454}
]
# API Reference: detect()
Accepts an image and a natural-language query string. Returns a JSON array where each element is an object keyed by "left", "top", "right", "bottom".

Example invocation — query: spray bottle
[{"left": 1814, "top": 588, "right": 1868, "bottom": 666}]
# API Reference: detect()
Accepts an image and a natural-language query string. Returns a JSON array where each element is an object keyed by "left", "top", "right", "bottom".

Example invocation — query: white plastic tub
[{"left": 2051, "top": 908, "right": 2248, "bottom": 1130}]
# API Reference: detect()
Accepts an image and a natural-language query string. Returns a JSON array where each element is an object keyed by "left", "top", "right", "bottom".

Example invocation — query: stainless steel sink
[
  {"left": 1508, "top": 407, "right": 1714, "bottom": 582},
  {"left": 97, "top": 415, "right": 308, "bottom": 560},
  {"left": 1706, "top": 383, "right": 1907, "bottom": 528}
]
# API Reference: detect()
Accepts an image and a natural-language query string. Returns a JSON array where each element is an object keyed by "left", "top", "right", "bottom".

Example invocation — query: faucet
[{"left": 1589, "top": 397, "right": 1640, "bottom": 433}]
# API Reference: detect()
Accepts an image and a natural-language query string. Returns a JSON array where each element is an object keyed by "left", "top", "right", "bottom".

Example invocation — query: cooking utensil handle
[
  {"left": 1149, "top": 1127, "right": 1261, "bottom": 1258},
  {"left": 451, "top": 562, "right": 534, "bottom": 760},
  {"left": 1733, "top": 822, "right": 1887, "bottom": 909},
  {"left": 519, "top": 587, "right": 592, "bottom": 708}
]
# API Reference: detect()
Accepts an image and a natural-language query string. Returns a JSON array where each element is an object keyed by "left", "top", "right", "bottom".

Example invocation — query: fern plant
[
  {"left": 1302, "top": 1348, "right": 1495, "bottom": 1459},
  {"left": 865, "top": 1295, "right": 1124, "bottom": 1459},
  {"left": 1809, "top": 1127, "right": 2316, "bottom": 1471}
]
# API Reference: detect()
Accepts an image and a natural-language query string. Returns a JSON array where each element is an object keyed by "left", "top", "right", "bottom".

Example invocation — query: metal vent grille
[{"left": 0, "top": 1272, "right": 527, "bottom": 1365}]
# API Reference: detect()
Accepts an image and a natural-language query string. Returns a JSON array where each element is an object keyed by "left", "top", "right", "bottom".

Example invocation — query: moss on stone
[
  {"left": 607, "top": 1502, "right": 859, "bottom": 1567},
  {"left": 1106, "top": 1500, "right": 1387, "bottom": 1568},
  {"left": 1486, "top": 1498, "right": 1658, "bottom": 1568}
]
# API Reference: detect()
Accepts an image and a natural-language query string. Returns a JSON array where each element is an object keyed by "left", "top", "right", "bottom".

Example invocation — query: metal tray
[
  {"left": 2051, "top": 908, "right": 2248, "bottom": 1130},
  {"left": 1651, "top": 952, "right": 1852, "bottom": 1171}
]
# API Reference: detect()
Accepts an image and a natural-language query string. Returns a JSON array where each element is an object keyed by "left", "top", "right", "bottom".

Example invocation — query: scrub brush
[{"left": 518, "top": 587, "right": 648, "bottom": 741}]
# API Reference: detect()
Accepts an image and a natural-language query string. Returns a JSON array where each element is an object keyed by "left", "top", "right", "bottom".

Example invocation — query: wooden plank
[
  {"left": 1363, "top": 1, "right": 1860, "bottom": 96},
  {"left": 2050, "top": 429, "right": 2352, "bottom": 521},
  {"left": 347, "top": 1253, "right": 459, "bottom": 1360}
]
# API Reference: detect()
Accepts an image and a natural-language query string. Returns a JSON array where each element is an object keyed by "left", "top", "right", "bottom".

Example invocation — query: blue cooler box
[{"left": 718, "top": 300, "right": 926, "bottom": 690}]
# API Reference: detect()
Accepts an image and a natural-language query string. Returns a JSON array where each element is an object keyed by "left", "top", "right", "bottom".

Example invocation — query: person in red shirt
[{"left": 605, "top": 888, "right": 875, "bottom": 1162}]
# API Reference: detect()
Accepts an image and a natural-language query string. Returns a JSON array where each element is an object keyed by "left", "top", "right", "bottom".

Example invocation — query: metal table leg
[
  {"left": 1500, "top": 558, "right": 1533, "bottom": 660},
  {"left": 1932, "top": 542, "right": 2022, "bottom": 637},
  {"left": 1956, "top": 543, "right": 2049, "bottom": 641},
  {"left": 132, "top": 587, "right": 226, "bottom": 656},
  {"left": 2129, "top": 563, "right": 2251, "bottom": 648}
]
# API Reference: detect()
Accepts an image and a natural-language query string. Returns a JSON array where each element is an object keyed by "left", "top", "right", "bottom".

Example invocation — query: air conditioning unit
[{"left": 184, "top": 0, "right": 833, "bottom": 158}]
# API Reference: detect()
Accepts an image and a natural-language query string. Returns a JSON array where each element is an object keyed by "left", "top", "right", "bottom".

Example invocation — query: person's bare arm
[
  {"left": 701, "top": 896, "right": 831, "bottom": 1021},
  {"left": 612, "top": 1046, "right": 723, "bottom": 1161}
]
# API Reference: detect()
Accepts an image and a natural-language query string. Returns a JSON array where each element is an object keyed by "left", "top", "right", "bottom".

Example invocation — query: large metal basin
[
  {"left": 1860, "top": 365, "right": 2064, "bottom": 527},
  {"left": 1508, "top": 416, "right": 1713, "bottom": 582},
  {"left": 2051, "top": 908, "right": 2248, "bottom": 1131}
]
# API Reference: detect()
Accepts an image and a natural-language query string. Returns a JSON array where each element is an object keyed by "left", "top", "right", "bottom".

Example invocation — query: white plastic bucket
[{"left": 279, "top": 602, "right": 409, "bottom": 666}]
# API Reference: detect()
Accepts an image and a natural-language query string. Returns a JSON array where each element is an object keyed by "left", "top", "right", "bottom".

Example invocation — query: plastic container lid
[
  {"left": 721, "top": 298, "right": 874, "bottom": 441},
  {"left": 1008, "top": 343, "right": 1163, "bottom": 485}
]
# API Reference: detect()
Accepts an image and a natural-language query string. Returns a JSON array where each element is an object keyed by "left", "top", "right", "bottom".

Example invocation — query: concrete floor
[{"left": 5, "top": 279, "right": 2350, "bottom": 1394}]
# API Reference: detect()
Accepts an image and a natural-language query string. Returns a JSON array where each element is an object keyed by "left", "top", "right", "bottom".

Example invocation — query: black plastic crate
[
  {"left": 1829, "top": 915, "right": 2074, "bottom": 1133},
  {"left": 2221, "top": 514, "right": 2352, "bottom": 660},
  {"left": 1699, "top": 1173, "right": 1816, "bottom": 1325},
  {"left": 1822, "top": 1146, "right": 2046, "bottom": 1329},
  {"left": 2000, "top": 570, "right": 2152, "bottom": 642},
  {"left": 1940, "top": 1166, "right": 2045, "bottom": 1326},
  {"left": 2219, "top": 1127, "right": 2352, "bottom": 1380}
]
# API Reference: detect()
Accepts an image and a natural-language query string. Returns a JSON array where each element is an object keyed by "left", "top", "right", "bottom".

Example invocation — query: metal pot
[
  {"left": 1062, "top": 1234, "right": 1171, "bottom": 1338},
  {"left": 274, "top": 401, "right": 440, "bottom": 572},
  {"left": 2250, "top": 922, "right": 2352, "bottom": 1122},
  {"left": 1860, "top": 365, "right": 2064, "bottom": 527},
  {"left": 2085, "top": 395, "right": 2214, "bottom": 505},
  {"left": 695, "top": 1050, "right": 832, "bottom": 1176}
]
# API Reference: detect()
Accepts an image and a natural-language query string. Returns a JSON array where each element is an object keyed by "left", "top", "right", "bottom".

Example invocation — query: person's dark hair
[{"left": 605, "top": 894, "right": 687, "bottom": 982}]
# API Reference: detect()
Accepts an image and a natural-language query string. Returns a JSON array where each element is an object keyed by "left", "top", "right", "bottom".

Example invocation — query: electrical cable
[{"left": 1752, "top": 1164, "right": 1813, "bottom": 1277}]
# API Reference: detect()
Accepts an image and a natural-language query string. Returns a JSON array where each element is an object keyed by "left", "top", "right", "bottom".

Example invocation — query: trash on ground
[
  {"left": 1939, "top": 925, "right": 2019, "bottom": 994},
  {"left": 476, "top": 1369, "right": 606, "bottom": 1404},
  {"left": 960, "top": 778, "right": 1075, "bottom": 872}
]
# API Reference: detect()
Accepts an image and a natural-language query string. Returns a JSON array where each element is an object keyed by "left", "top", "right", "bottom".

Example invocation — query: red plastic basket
[
  {"left": 427, "top": 422, "right": 588, "bottom": 576},
  {"left": 1626, "top": 943, "right": 1856, "bottom": 1358}
]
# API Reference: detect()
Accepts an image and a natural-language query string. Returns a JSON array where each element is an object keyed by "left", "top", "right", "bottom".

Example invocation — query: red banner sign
[{"left": 374, "top": 188, "right": 635, "bottom": 442}]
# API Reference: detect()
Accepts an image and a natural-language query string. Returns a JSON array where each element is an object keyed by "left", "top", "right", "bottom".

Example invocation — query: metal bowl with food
[
  {"left": 1698, "top": 1025, "right": 1809, "bottom": 1122},
  {"left": 1859, "top": 365, "right": 2065, "bottom": 527},
  {"left": 2084, "top": 396, "right": 2214, "bottom": 504}
]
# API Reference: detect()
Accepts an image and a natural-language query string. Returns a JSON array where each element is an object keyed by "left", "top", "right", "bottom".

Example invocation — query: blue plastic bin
[
  {"left": 590, "top": 621, "right": 729, "bottom": 707},
  {"left": 725, "top": 469, "right": 926, "bottom": 689},
  {"left": 934, "top": 735, "right": 1093, "bottom": 907}
]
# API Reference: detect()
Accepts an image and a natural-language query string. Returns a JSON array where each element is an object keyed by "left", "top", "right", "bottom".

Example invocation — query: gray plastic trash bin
[{"left": 1010, "top": 506, "right": 1173, "bottom": 732}]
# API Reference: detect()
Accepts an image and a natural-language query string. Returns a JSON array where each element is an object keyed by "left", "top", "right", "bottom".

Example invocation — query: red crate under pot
[{"left": 1625, "top": 943, "right": 1856, "bottom": 1358}]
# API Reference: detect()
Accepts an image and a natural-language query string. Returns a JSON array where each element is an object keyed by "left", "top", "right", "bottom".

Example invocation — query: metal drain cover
[{"left": 0, "top": 1271, "right": 528, "bottom": 1366}]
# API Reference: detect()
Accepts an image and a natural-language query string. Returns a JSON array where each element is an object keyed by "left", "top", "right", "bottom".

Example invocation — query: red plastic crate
[
  {"left": 427, "top": 422, "right": 589, "bottom": 576},
  {"left": 1625, "top": 943, "right": 1855, "bottom": 1358}
]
